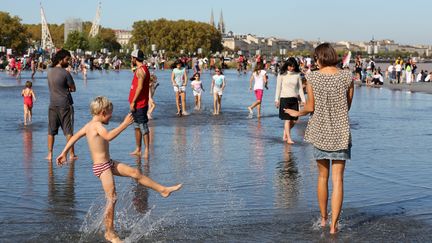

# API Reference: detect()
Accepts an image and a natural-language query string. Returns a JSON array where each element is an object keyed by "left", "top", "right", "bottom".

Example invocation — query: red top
[{"left": 128, "top": 65, "right": 150, "bottom": 109}]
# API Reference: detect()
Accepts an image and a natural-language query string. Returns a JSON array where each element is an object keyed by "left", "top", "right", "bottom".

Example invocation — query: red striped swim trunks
[{"left": 93, "top": 160, "right": 114, "bottom": 177}]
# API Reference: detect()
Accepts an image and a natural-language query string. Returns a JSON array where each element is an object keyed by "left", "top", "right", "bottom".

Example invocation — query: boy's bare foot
[
  {"left": 105, "top": 231, "right": 123, "bottom": 243},
  {"left": 130, "top": 149, "right": 141, "bottom": 156},
  {"left": 287, "top": 140, "right": 295, "bottom": 144},
  {"left": 160, "top": 184, "right": 183, "bottom": 198}
]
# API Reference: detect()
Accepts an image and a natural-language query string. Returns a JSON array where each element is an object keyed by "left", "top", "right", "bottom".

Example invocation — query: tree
[
  {"left": 64, "top": 31, "right": 89, "bottom": 51},
  {"left": 88, "top": 35, "right": 103, "bottom": 52},
  {"left": 25, "top": 23, "right": 65, "bottom": 48},
  {"left": 0, "top": 12, "right": 29, "bottom": 53},
  {"left": 131, "top": 19, "right": 223, "bottom": 55}
]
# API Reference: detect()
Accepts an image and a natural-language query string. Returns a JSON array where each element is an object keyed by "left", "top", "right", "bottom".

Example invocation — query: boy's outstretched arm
[
  {"left": 96, "top": 113, "right": 133, "bottom": 141},
  {"left": 56, "top": 125, "right": 87, "bottom": 166}
]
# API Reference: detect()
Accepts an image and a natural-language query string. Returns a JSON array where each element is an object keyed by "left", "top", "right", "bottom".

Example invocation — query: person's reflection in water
[
  {"left": 22, "top": 127, "right": 33, "bottom": 187},
  {"left": 132, "top": 158, "right": 149, "bottom": 213},
  {"left": 274, "top": 144, "right": 299, "bottom": 209},
  {"left": 47, "top": 160, "right": 78, "bottom": 225},
  {"left": 249, "top": 119, "right": 265, "bottom": 170},
  {"left": 172, "top": 124, "right": 188, "bottom": 169}
]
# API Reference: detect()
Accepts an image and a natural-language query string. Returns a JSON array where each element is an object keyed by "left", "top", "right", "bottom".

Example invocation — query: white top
[
  {"left": 191, "top": 80, "right": 202, "bottom": 91},
  {"left": 275, "top": 71, "right": 306, "bottom": 102},
  {"left": 253, "top": 70, "right": 266, "bottom": 90},
  {"left": 387, "top": 65, "right": 394, "bottom": 72},
  {"left": 395, "top": 64, "right": 402, "bottom": 72}
]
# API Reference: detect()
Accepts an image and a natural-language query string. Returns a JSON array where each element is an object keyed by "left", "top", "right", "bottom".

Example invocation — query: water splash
[{"left": 78, "top": 182, "right": 179, "bottom": 242}]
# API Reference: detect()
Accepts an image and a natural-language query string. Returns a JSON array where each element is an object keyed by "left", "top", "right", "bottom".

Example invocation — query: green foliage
[
  {"left": 88, "top": 36, "right": 103, "bottom": 52},
  {"left": 0, "top": 12, "right": 29, "bottom": 53},
  {"left": 64, "top": 31, "right": 89, "bottom": 51},
  {"left": 131, "top": 18, "right": 223, "bottom": 55}
]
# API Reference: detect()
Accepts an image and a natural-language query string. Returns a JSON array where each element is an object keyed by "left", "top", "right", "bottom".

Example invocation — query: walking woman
[
  {"left": 285, "top": 43, "right": 354, "bottom": 234},
  {"left": 275, "top": 57, "right": 305, "bottom": 144}
]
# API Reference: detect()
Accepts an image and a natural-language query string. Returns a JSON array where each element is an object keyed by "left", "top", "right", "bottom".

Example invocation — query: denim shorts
[
  {"left": 131, "top": 106, "right": 149, "bottom": 134},
  {"left": 313, "top": 144, "right": 351, "bottom": 161}
]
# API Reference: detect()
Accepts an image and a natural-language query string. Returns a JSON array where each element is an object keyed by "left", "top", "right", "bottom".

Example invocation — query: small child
[
  {"left": 147, "top": 73, "right": 159, "bottom": 119},
  {"left": 21, "top": 81, "right": 36, "bottom": 125},
  {"left": 211, "top": 68, "right": 226, "bottom": 115},
  {"left": 190, "top": 72, "right": 204, "bottom": 110},
  {"left": 56, "top": 96, "right": 182, "bottom": 243}
]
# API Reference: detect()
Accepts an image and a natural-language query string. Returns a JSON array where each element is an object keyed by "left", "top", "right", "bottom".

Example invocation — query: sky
[{"left": 2, "top": 0, "right": 432, "bottom": 45}]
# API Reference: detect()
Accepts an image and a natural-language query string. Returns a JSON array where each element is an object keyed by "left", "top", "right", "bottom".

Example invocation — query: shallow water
[{"left": 0, "top": 69, "right": 431, "bottom": 242}]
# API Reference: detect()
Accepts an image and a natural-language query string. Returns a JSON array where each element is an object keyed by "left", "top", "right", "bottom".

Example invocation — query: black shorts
[
  {"left": 279, "top": 97, "right": 299, "bottom": 120},
  {"left": 48, "top": 105, "right": 74, "bottom": 136}
]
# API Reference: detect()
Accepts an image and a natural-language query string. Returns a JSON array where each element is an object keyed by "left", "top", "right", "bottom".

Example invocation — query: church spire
[
  {"left": 218, "top": 10, "right": 225, "bottom": 34},
  {"left": 210, "top": 9, "right": 215, "bottom": 27}
]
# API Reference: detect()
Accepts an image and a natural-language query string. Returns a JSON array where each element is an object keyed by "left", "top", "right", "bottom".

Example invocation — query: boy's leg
[
  {"left": 317, "top": 159, "right": 330, "bottom": 227},
  {"left": 99, "top": 170, "right": 121, "bottom": 242},
  {"left": 112, "top": 161, "right": 182, "bottom": 198},
  {"left": 330, "top": 160, "right": 346, "bottom": 234}
]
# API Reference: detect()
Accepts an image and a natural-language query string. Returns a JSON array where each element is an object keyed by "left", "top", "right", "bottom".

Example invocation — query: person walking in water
[
  {"left": 275, "top": 57, "right": 305, "bottom": 144},
  {"left": 211, "top": 68, "right": 226, "bottom": 115},
  {"left": 46, "top": 49, "right": 77, "bottom": 161},
  {"left": 171, "top": 60, "right": 188, "bottom": 116},
  {"left": 248, "top": 62, "right": 267, "bottom": 118},
  {"left": 129, "top": 50, "right": 151, "bottom": 159},
  {"left": 56, "top": 96, "right": 182, "bottom": 243},
  {"left": 21, "top": 80, "right": 36, "bottom": 125},
  {"left": 285, "top": 43, "right": 354, "bottom": 234}
]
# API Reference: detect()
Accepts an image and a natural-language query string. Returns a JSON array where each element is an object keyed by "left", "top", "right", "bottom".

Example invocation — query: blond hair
[{"left": 90, "top": 96, "right": 113, "bottom": 116}]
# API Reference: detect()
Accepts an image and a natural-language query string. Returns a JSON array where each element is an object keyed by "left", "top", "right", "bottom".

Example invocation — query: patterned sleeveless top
[{"left": 304, "top": 69, "right": 352, "bottom": 151}]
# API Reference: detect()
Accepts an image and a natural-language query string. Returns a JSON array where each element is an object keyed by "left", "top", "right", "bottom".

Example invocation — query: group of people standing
[{"left": 21, "top": 42, "right": 353, "bottom": 240}]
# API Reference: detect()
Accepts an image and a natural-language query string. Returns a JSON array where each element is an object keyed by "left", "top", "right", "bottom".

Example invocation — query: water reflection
[
  {"left": 47, "top": 161, "right": 77, "bottom": 221},
  {"left": 249, "top": 119, "right": 265, "bottom": 170},
  {"left": 22, "top": 127, "right": 33, "bottom": 188},
  {"left": 132, "top": 158, "right": 149, "bottom": 214},
  {"left": 274, "top": 144, "right": 299, "bottom": 209}
]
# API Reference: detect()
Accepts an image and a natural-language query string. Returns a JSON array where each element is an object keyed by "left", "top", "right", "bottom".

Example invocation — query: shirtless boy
[{"left": 56, "top": 96, "right": 182, "bottom": 243}]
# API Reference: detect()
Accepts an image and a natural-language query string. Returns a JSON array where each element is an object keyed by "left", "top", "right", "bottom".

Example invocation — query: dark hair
[
  {"left": 313, "top": 43, "right": 339, "bottom": 68},
  {"left": 25, "top": 80, "right": 32, "bottom": 88},
  {"left": 190, "top": 72, "right": 200, "bottom": 81},
  {"left": 280, "top": 57, "right": 300, "bottom": 74},
  {"left": 51, "top": 49, "right": 71, "bottom": 67}
]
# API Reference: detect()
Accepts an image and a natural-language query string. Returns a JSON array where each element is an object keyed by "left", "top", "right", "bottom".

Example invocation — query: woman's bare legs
[
  {"left": 330, "top": 160, "right": 345, "bottom": 234},
  {"left": 317, "top": 159, "right": 330, "bottom": 227}
]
